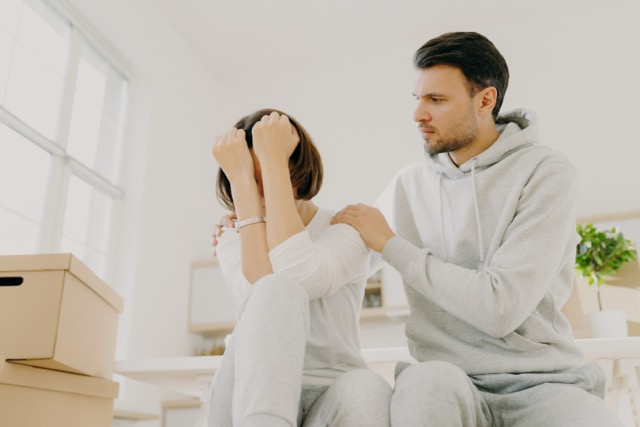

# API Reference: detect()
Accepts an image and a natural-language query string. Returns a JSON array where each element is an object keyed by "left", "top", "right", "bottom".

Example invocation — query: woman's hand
[
  {"left": 211, "top": 212, "right": 237, "bottom": 256},
  {"left": 252, "top": 111, "right": 300, "bottom": 165},
  {"left": 212, "top": 128, "right": 254, "bottom": 182}
]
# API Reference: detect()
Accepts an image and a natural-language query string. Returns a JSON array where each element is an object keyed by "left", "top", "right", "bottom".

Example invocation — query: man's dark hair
[
  {"left": 216, "top": 108, "right": 323, "bottom": 211},
  {"left": 414, "top": 32, "right": 509, "bottom": 121}
]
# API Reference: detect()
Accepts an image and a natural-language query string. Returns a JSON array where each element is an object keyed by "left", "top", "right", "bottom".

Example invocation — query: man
[{"left": 332, "top": 32, "right": 622, "bottom": 427}]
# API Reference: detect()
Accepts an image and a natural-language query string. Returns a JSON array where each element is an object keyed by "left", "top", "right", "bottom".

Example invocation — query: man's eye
[{"left": 432, "top": 97, "right": 441, "bottom": 103}]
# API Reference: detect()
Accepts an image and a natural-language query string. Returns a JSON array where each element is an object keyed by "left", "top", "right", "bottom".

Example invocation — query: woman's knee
[
  {"left": 238, "top": 274, "right": 310, "bottom": 334},
  {"left": 250, "top": 274, "right": 309, "bottom": 305},
  {"left": 335, "top": 369, "right": 392, "bottom": 402},
  {"left": 319, "top": 369, "right": 391, "bottom": 426},
  {"left": 391, "top": 361, "right": 484, "bottom": 426}
]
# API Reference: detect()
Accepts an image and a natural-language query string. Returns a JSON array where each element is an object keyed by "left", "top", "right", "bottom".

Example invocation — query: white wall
[
  {"left": 495, "top": 1, "right": 640, "bottom": 215},
  {"left": 58, "top": 0, "right": 640, "bottom": 424},
  {"left": 212, "top": 0, "right": 640, "bottom": 216}
]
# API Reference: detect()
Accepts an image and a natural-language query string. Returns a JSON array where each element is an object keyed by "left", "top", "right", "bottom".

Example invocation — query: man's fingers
[
  {"left": 337, "top": 206, "right": 361, "bottom": 217},
  {"left": 331, "top": 203, "right": 376, "bottom": 225},
  {"left": 331, "top": 211, "right": 356, "bottom": 225}
]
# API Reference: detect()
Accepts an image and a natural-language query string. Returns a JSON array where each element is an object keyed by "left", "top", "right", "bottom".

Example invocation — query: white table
[
  {"left": 115, "top": 355, "right": 221, "bottom": 399},
  {"left": 115, "top": 338, "right": 640, "bottom": 426}
]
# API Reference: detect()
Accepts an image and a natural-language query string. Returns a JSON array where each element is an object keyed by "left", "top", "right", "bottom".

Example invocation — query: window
[{"left": 0, "top": 0, "right": 128, "bottom": 279}]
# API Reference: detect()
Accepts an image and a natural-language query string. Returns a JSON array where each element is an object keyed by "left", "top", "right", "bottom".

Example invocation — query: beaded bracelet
[{"left": 234, "top": 216, "right": 267, "bottom": 232}]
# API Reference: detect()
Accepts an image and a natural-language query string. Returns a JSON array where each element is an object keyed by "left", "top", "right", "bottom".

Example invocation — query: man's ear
[{"left": 476, "top": 87, "right": 497, "bottom": 117}]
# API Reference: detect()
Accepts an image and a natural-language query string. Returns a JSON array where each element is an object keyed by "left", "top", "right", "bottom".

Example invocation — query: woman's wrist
[
  {"left": 229, "top": 172, "right": 258, "bottom": 187},
  {"left": 256, "top": 155, "right": 289, "bottom": 172}
]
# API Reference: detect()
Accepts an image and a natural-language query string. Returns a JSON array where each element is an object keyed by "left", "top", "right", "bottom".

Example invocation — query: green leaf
[{"left": 575, "top": 223, "right": 638, "bottom": 287}]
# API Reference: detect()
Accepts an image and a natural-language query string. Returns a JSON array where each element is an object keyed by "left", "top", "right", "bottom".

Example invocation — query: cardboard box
[
  {"left": 0, "top": 360, "right": 118, "bottom": 427},
  {"left": 0, "top": 253, "right": 124, "bottom": 378}
]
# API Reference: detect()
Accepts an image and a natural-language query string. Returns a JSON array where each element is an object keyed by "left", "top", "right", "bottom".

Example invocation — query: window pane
[
  {"left": 60, "top": 175, "right": 113, "bottom": 277},
  {"left": 0, "top": 123, "right": 50, "bottom": 222},
  {"left": 4, "top": 42, "right": 65, "bottom": 139},
  {"left": 104, "top": 67, "right": 127, "bottom": 123},
  {"left": 95, "top": 120, "right": 117, "bottom": 177},
  {"left": 0, "top": 206, "right": 40, "bottom": 254},
  {"left": 61, "top": 176, "right": 91, "bottom": 244},
  {"left": 3, "top": 0, "right": 69, "bottom": 139},
  {"left": 18, "top": 0, "right": 69, "bottom": 76},
  {"left": 0, "top": 0, "right": 23, "bottom": 37},
  {"left": 67, "top": 44, "right": 127, "bottom": 180},
  {"left": 100, "top": 69, "right": 127, "bottom": 179},
  {"left": 0, "top": 29, "right": 15, "bottom": 105},
  {"left": 66, "top": 58, "right": 103, "bottom": 167}
]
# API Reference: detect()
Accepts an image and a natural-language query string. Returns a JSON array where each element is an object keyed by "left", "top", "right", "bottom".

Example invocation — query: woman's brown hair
[{"left": 216, "top": 108, "right": 323, "bottom": 211}]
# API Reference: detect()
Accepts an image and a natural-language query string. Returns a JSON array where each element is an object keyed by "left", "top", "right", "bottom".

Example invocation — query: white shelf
[{"left": 114, "top": 338, "right": 640, "bottom": 400}]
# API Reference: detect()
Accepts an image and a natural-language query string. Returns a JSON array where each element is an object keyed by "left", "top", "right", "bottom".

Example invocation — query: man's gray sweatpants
[
  {"left": 390, "top": 359, "right": 623, "bottom": 427},
  {"left": 207, "top": 274, "right": 391, "bottom": 427}
]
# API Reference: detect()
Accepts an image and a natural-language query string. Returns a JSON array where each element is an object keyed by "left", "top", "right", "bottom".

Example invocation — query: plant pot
[{"left": 587, "top": 310, "right": 628, "bottom": 338}]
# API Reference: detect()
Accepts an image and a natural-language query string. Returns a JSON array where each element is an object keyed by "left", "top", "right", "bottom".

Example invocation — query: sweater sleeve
[
  {"left": 216, "top": 227, "right": 252, "bottom": 304},
  {"left": 269, "top": 224, "right": 370, "bottom": 300},
  {"left": 382, "top": 161, "right": 579, "bottom": 338}
]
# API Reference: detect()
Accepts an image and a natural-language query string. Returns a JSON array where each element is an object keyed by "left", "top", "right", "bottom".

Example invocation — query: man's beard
[
  {"left": 421, "top": 107, "right": 478, "bottom": 156},
  {"left": 424, "top": 131, "right": 476, "bottom": 156}
]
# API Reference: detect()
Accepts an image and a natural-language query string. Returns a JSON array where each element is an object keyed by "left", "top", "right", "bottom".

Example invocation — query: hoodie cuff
[{"left": 381, "top": 235, "right": 425, "bottom": 277}]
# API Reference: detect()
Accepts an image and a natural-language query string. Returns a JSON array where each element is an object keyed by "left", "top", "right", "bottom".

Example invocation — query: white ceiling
[{"left": 155, "top": 0, "right": 589, "bottom": 81}]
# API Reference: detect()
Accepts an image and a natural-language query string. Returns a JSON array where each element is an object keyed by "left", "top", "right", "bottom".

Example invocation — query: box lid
[
  {"left": 0, "top": 253, "right": 123, "bottom": 312},
  {"left": 0, "top": 361, "right": 119, "bottom": 399},
  {"left": 606, "top": 260, "right": 640, "bottom": 288}
]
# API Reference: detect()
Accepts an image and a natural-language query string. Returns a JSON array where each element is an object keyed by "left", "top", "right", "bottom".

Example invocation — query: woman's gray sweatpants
[
  {"left": 390, "top": 360, "right": 624, "bottom": 427},
  {"left": 207, "top": 274, "right": 391, "bottom": 427}
]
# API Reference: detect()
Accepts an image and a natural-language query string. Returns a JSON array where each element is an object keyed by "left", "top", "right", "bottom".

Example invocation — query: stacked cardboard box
[{"left": 0, "top": 253, "right": 124, "bottom": 427}]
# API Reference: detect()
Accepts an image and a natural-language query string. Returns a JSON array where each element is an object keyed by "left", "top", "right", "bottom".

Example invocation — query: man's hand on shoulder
[{"left": 331, "top": 204, "right": 395, "bottom": 253}]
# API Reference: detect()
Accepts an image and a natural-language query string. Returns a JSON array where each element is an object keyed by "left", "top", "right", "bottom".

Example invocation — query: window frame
[{"left": 0, "top": 0, "right": 132, "bottom": 280}]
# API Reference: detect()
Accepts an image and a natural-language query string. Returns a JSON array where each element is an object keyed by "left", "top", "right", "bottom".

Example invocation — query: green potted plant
[{"left": 575, "top": 223, "right": 637, "bottom": 337}]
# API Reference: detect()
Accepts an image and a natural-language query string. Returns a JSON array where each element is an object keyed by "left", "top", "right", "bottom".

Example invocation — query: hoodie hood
[
  {"left": 420, "top": 108, "right": 539, "bottom": 263},
  {"left": 423, "top": 108, "right": 539, "bottom": 178}
]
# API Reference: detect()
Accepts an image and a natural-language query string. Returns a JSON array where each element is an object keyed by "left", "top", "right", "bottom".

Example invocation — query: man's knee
[
  {"left": 391, "top": 361, "right": 485, "bottom": 426},
  {"left": 395, "top": 360, "right": 470, "bottom": 393},
  {"left": 392, "top": 361, "right": 476, "bottom": 407}
]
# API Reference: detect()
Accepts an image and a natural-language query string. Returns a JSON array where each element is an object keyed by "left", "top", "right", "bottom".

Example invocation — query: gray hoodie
[{"left": 378, "top": 109, "right": 584, "bottom": 375}]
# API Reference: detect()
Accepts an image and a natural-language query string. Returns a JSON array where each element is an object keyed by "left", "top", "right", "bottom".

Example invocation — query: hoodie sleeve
[
  {"left": 269, "top": 224, "right": 370, "bottom": 300},
  {"left": 382, "top": 160, "right": 579, "bottom": 338}
]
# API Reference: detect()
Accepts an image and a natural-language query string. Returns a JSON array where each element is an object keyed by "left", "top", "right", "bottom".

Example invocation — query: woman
[{"left": 207, "top": 109, "right": 391, "bottom": 427}]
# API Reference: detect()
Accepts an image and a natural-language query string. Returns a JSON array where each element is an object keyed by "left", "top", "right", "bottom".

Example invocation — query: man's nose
[{"left": 414, "top": 102, "right": 431, "bottom": 123}]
